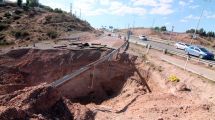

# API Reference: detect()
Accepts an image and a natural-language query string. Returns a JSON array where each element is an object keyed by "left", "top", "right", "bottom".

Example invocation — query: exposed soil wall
[
  {"left": 58, "top": 54, "right": 138, "bottom": 104},
  {"left": 0, "top": 48, "right": 111, "bottom": 95}
]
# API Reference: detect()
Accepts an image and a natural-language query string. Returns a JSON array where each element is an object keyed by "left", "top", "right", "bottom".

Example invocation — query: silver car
[
  {"left": 139, "top": 35, "right": 147, "bottom": 40},
  {"left": 174, "top": 42, "right": 190, "bottom": 50}
]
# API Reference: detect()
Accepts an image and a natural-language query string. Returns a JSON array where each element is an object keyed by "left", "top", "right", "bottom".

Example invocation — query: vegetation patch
[
  {"left": 47, "top": 30, "right": 58, "bottom": 39},
  {"left": 0, "top": 23, "right": 9, "bottom": 31},
  {"left": 11, "top": 30, "right": 30, "bottom": 39},
  {"left": 54, "top": 8, "right": 63, "bottom": 13}
]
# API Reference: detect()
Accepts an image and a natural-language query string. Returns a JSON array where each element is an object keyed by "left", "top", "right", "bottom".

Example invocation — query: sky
[{"left": 7, "top": 0, "right": 215, "bottom": 32}]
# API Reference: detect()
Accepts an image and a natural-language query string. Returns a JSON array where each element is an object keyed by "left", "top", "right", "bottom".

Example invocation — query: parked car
[
  {"left": 185, "top": 45, "right": 214, "bottom": 60},
  {"left": 139, "top": 35, "right": 147, "bottom": 40},
  {"left": 174, "top": 42, "right": 190, "bottom": 50}
]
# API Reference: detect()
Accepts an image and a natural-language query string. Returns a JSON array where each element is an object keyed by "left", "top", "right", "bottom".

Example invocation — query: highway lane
[
  {"left": 129, "top": 36, "right": 215, "bottom": 64},
  {"left": 130, "top": 36, "right": 185, "bottom": 54}
]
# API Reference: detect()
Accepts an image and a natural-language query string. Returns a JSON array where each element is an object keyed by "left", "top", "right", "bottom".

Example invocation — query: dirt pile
[
  {"left": 0, "top": 3, "right": 94, "bottom": 45},
  {"left": 0, "top": 83, "right": 95, "bottom": 120},
  {"left": 0, "top": 48, "right": 111, "bottom": 95}
]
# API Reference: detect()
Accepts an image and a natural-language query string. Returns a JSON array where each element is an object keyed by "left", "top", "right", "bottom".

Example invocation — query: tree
[
  {"left": 26, "top": 0, "right": 29, "bottom": 6},
  {"left": 54, "top": 8, "right": 63, "bottom": 13},
  {"left": 186, "top": 29, "right": 195, "bottom": 33},
  {"left": 154, "top": 26, "right": 160, "bottom": 31},
  {"left": 29, "top": 0, "right": 39, "bottom": 7},
  {"left": 197, "top": 28, "right": 206, "bottom": 37},
  {"left": 207, "top": 31, "right": 215, "bottom": 38},
  {"left": 17, "top": 0, "right": 22, "bottom": 7},
  {"left": 160, "top": 26, "right": 167, "bottom": 32}
]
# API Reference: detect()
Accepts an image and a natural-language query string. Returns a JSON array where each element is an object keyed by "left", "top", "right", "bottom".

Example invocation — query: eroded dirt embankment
[
  {"left": 0, "top": 50, "right": 150, "bottom": 119},
  {"left": 0, "top": 48, "right": 111, "bottom": 95}
]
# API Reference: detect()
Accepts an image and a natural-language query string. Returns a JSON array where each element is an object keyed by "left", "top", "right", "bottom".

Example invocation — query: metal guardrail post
[
  {"left": 89, "top": 65, "right": 96, "bottom": 88},
  {"left": 184, "top": 55, "right": 190, "bottom": 70},
  {"left": 163, "top": 49, "right": 167, "bottom": 54},
  {"left": 146, "top": 44, "right": 151, "bottom": 54}
]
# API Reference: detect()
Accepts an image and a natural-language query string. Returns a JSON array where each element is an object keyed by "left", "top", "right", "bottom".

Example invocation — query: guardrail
[
  {"left": 50, "top": 41, "right": 128, "bottom": 88},
  {"left": 130, "top": 40, "right": 215, "bottom": 67}
]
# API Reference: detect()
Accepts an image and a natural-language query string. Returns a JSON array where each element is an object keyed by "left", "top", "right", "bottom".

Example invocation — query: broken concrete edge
[{"left": 160, "top": 57, "right": 215, "bottom": 82}]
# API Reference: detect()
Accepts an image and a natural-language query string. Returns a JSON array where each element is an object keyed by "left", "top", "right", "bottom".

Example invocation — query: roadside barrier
[{"left": 50, "top": 41, "right": 129, "bottom": 88}]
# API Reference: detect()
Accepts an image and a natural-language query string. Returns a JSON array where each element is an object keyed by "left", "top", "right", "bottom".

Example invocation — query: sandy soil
[
  {"left": 0, "top": 36, "right": 215, "bottom": 119},
  {"left": 84, "top": 43, "right": 215, "bottom": 120}
]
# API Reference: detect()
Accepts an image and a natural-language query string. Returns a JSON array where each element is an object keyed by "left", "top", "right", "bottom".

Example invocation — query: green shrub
[
  {"left": 40, "top": 5, "right": 53, "bottom": 12},
  {"left": 54, "top": 8, "right": 63, "bottom": 13},
  {"left": 17, "top": 0, "right": 23, "bottom": 7},
  {"left": 13, "top": 15, "right": 21, "bottom": 20},
  {"left": 4, "top": 12, "right": 12, "bottom": 18},
  {"left": 47, "top": 31, "right": 58, "bottom": 39},
  {"left": 0, "top": 23, "right": 9, "bottom": 31},
  {"left": 23, "top": 5, "right": 29, "bottom": 11},
  {"left": 14, "top": 9, "right": 23, "bottom": 15},
  {"left": 11, "top": 30, "right": 30, "bottom": 39},
  {"left": 0, "top": 39, "right": 14, "bottom": 46}
]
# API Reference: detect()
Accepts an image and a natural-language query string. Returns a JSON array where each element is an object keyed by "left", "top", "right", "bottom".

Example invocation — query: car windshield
[
  {"left": 185, "top": 44, "right": 190, "bottom": 46},
  {"left": 199, "top": 48, "right": 208, "bottom": 53}
]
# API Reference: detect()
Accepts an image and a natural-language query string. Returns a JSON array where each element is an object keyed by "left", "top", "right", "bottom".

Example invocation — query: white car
[
  {"left": 174, "top": 42, "right": 190, "bottom": 50},
  {"left": 139, "top": 35, "right": 147, "bottom": 40}
]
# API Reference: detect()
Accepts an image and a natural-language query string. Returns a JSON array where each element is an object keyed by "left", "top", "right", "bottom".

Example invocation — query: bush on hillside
[
  {"left": 13, "top": 15, "right": 21, "bottom": 20},
  {"left": 4, "top": 12, "right": 12, "bottom": 18},
  {"left": 0, "top": 23, "right": 9, "bottom": 31},
  {"left": 54, "top": 8, "right": 63, "bottom": 13},
  {"left": 47, "top": 30, "right": 58, "bottom": 39},
  {"left": 11, "top": 30, "right": 30, "bottom": 39}
]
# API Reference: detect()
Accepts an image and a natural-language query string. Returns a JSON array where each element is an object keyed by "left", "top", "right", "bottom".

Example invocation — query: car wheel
[
  {"left": 185, "top": 51, "right": 189, "bottom": 55},
  {"left": 199, "top": 55, "right": 204, "bottom": 59}
]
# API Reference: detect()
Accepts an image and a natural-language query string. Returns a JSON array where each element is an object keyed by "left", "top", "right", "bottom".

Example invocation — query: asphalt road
[
  {"left": 130, "top": 36, "right": 185, "bottom": 53},
  {"left": 129, "top": 36, "right": 215, "bottom": 64}
]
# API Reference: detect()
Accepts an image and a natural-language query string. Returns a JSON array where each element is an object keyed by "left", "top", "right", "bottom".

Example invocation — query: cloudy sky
[{"left": 8, "top": 0, "right": 215, "bottom": 32}]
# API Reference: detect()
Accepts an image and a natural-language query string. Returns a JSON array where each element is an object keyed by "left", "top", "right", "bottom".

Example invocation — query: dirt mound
[{"left": 0, "top": 83, "right": 95, "bottom": 120}]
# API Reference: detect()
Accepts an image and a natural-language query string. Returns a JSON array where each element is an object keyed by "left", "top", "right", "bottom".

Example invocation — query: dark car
[{"left": 185, "top": 45, "right": 214, "bottom": 60}]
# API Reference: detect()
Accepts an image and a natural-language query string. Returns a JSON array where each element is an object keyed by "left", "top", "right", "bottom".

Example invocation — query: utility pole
[
  {"left": 191, "top": 8, "right": 204, "bottom": 44},
  {"left": 190, "top": 0, "right": 211, "bottom": 44},
  {"left": 70, "top": 3, "right": 73, "bottom": 15},
  {"left": 79, "top": 8, "right": 81, "bottom": 19},
  {"left": 169, "top": 26, "right": 174, "bottom": 41},
  {"left": 151, "top": 18, "right": 155, "bottom": 28}
]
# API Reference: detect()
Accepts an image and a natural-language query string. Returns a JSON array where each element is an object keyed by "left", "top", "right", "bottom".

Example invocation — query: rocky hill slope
[{"left": 0, "top": 2, "right": 94, "bottom": 46}]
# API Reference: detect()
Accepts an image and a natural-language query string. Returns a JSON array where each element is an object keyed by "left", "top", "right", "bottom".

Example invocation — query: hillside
[{"left": 0, "top": 2, "right": 94, "bottom": 46}]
